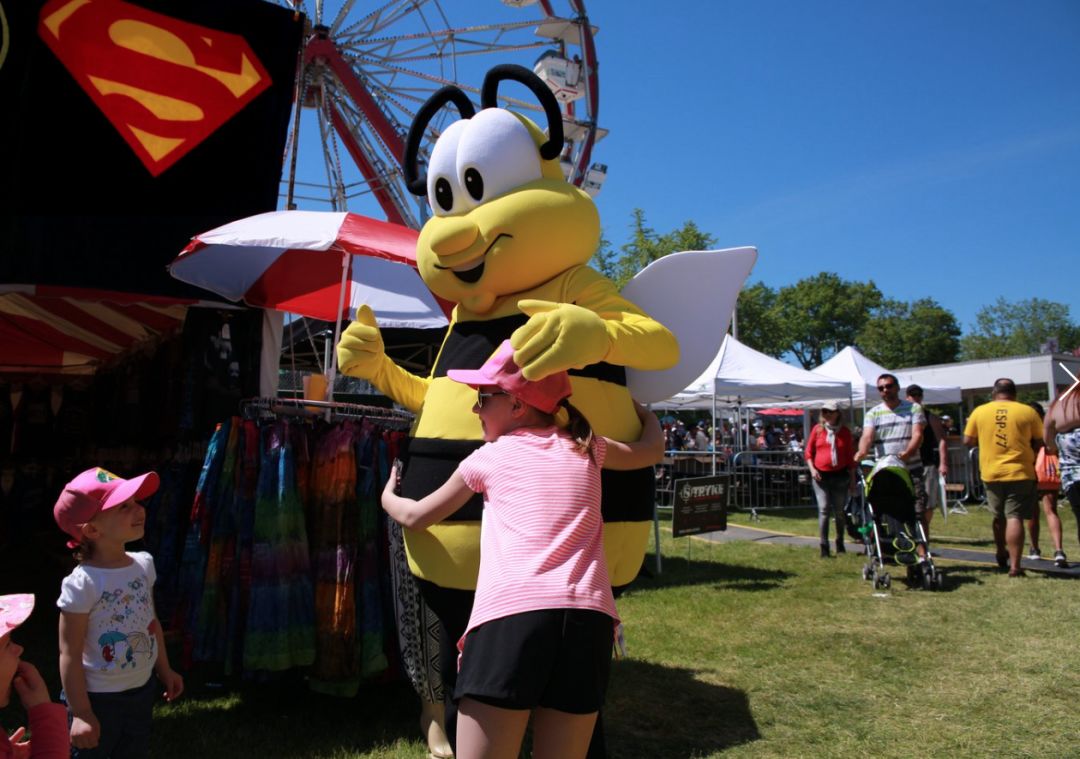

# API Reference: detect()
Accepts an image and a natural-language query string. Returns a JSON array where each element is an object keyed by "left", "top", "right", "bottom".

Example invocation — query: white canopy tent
[
  {"left": 812, "top": 346, "right": 962, "bottom": 406},
  {"left": 656, "top": 336, "right": 853, "bottom": 471},
  {"left": 661, "top": 335, "right": 852, "bottom": 409}
]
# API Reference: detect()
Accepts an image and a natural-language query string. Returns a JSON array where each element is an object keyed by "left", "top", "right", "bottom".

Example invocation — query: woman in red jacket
[{"left": 804, "top": 402, "right": 857, "bottom": 557}]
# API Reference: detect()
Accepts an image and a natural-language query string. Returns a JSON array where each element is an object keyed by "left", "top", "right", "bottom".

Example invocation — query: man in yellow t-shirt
[{"left": 964, "top": 378, "right": 1044, "bottom": 576}]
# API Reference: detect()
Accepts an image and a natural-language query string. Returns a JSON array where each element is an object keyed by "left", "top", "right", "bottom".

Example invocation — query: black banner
[
  {"left": 672, "top": 474, "right": 729, "bottom": 538},
  {"left": 0, "top": 0, "right": 304, "bottom": 299}
]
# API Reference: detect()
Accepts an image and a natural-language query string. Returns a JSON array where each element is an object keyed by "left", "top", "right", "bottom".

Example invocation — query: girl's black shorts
[{"left": 454, "top": 608, "right": 614, "bottom": 714}]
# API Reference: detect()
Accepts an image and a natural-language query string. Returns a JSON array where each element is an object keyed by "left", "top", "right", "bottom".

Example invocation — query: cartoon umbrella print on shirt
[{"left": 98, "top": 631, "right": 127, "bottom": 663}]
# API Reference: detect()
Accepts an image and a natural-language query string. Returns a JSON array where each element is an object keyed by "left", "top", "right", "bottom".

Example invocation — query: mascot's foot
[{"left": 420, "top": 700, "right": 453, "bottom": 759}]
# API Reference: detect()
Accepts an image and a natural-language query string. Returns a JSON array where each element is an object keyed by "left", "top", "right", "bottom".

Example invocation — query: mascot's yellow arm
[
  {"left": 511, "top": 265, "right": 679, "bottom": 376},
  {"left": 337, "top": 305, "right": 430, "bottom": 412}
]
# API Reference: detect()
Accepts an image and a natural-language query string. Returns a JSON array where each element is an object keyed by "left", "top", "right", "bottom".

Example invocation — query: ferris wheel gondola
[{"left": 277, "top": 0, "right": 606, "bottom": 229}]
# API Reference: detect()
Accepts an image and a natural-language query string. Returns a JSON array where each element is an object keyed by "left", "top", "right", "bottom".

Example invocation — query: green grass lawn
[{"left": 7, "top": 516, "right": 1080, "bottom": 758}]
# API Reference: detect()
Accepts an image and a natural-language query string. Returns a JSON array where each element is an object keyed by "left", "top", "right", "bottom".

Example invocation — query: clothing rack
[{"left": 240, "top": 396, "right": 413, "bottom": 427}]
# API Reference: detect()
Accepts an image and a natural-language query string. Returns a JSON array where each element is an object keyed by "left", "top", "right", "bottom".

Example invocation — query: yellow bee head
[{"left": 404, "top": 65, "right": 600, "bottom": 314}]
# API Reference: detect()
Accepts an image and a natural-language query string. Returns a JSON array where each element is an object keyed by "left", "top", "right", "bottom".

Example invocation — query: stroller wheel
[
  {"left": 921, "top": 568, "right": 934, "bottom": 591},
  {"left": 933, "top": 571, "right": 945, "bottom": 591},
  {"left": 862, "top": 565, "right": 871, "bottom": 581}
]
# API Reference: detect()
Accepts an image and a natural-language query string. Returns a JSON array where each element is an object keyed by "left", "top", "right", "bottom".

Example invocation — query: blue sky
[
  {"left": 292, "top": 0, "right": 1079, "bottom": 335},
  {"left": 588, "top": 1, "right": 1080, "bottom": 332}
]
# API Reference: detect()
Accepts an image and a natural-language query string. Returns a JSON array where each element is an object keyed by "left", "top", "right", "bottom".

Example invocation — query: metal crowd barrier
[
  {"left": 656, "top": 443, "right": 983, "bottom": 518},
  {"left": 655, "top": 449, "right": 814, "bottom": 517},
  {"left": 729, "top": 450, "right": 814, "bottom": 517}
]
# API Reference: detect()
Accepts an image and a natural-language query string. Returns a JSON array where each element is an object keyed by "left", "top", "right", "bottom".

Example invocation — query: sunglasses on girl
[{"left": 476, "top": 390, "right": 510, "bottom": 408}]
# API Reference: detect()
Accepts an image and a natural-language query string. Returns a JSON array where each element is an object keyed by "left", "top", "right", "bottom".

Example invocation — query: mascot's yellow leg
[{"left": 603, "top": 521, "right": 652, "bottom": 589}]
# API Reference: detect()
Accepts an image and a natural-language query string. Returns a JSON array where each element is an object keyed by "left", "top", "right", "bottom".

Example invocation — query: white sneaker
[{"left": 1027, "top": 547, "right": 1042, "bottom": 560}]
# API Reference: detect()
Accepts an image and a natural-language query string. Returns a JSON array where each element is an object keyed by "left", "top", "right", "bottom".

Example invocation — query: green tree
[
  {"left": 857, "top": 298, "right": 961, "bottom": 368},
  {"left": 774, "top": 273, "right": 883, "bottom": 368},
  {"left": 589, "top": 232, "right": 618, "bottom": 281},
  {"left": 610, "top": 209, "right": 717, "bottom": 289},
  {"left": 733, "top": 281, "right": 787, "bottom": 358},
  {"left": 959, "top": 297, "right": 1080, "bottom": 359}
]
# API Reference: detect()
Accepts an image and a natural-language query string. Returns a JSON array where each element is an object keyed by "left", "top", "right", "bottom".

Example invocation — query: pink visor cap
[
  {"left": 53, "top": 467, "right": 160, "bottom": 545},
  {"left": 0, "top": 594, "right": 34, "bottom": 638},
  {"left": 447, "top": 339, "right": 572, "bottom": 415}
]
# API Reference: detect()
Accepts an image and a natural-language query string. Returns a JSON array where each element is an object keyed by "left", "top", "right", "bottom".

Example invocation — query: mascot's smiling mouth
[{"left": 435, "top": 233, "right": 513, "bottom": 284}]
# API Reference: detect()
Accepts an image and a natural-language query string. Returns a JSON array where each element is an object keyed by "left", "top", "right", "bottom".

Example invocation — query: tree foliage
[
  {"left": 733, "top": 282, "right": 787, "bottom": 357},
  {"left": 608, "top": 209, "right": 716, "bottom": 289},
  {"left": 959, "top": 297, "right": 1080, "bottom": 359},
  {"left": 773, "top": 273, "right": 882, "bottom": 368},
  {"left": 857, "top": 297, "right": 961, "bottom": 368},
  {"left": 589, "top": 232, "right": 618, "bottom": 281}
]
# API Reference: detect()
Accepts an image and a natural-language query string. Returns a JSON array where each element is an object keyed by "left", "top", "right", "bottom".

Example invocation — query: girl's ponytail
[{"left": 561, "top": 399, "right": 595, "bottom": 459}]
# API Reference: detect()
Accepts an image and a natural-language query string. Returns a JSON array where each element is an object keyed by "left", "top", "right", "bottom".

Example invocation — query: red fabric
[
  {"left": 0, "top": 701, "right": 70, "bottom": 758},
  {"left": 804, "top": 424, "right": 855, "bottom": 473}
]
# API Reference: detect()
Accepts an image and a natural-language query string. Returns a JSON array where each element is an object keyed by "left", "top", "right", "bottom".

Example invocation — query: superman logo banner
[
  {"left": 1, "top": 0, "right": 301, "bottom": 299},
  {"left": 38, "top": 0, "right": 272, "bottom": 176}
]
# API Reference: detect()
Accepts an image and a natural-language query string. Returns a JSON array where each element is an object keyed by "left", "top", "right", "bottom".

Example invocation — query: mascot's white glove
[
  {"left": 511, "top": 299, "right": 611, "bottom": 380},
  {"left": 337, "top": 305, "right": 386, "bottom": 379}
]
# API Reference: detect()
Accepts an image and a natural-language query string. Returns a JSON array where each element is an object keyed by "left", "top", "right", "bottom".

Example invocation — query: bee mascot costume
[{"left": 338, "top": 64, "right": 679, "bottom": 753}]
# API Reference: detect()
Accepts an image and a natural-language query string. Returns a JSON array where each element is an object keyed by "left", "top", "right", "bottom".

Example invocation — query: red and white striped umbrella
[{"left": 169, "top": 210, "right": 448, "bottom": 328}]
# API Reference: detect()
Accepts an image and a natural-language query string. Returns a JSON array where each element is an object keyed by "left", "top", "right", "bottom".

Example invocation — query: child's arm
[
  {"left": 11, "top": 660, "right": 70, "bottom": 759},
  {"left": 602, "top": 402, "right": 666, "bottom": 471},
  {"left": 59, "top": 610, "right": 99, "bottom": 750},
  {"left": 381, "top": 467, "right": 475, "bottom": 531},
  {"left": 149, "top": 617, "right": 183, "bottom": 702}
]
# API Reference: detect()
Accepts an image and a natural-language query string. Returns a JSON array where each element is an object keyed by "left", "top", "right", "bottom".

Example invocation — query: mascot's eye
[
  {"left": 434, "top": 178, "right": 454, "bottom": 212},
  {"left": 426, "top": 119, "right": 469, "bottom": 216},
  {"left": 464, "top": 168, "right": 484, "bottom": 201},
  {"left": 456, "top": 109, "right": 542, "bottom": 204}
]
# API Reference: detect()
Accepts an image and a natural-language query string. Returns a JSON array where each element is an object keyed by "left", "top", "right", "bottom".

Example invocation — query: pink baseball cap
[
  {"left": 0, "top": 594, "right": 34, "bottom": 638},
  {"left": 447, "top": 339, "right": 572, "bottom": 415},
  {"left": 53, "top": 467, "right": 160, "bottom": 546}
]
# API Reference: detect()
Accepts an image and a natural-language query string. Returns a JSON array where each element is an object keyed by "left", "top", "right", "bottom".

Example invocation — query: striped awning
[{"left": 0, "top": 286, "right": 195, "bottom": 374}]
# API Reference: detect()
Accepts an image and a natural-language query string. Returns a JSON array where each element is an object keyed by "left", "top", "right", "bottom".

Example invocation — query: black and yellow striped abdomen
[{"left": 401, "top": 314, "right": 655, "bottom": 590}]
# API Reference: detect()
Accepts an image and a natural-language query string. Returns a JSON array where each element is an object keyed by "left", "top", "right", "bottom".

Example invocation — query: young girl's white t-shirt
[{"left": 57, "top": 551, "right": 159, "bottom": 693}]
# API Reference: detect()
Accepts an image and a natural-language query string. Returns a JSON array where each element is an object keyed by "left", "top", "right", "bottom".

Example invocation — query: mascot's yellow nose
[{"left": 429, "top": 216, "right": 481, "bottom": 258}]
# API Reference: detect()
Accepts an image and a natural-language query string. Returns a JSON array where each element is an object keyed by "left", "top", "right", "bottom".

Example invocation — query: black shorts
[{"left": 455, "top": 608, "right": 614, "bottom": 714}]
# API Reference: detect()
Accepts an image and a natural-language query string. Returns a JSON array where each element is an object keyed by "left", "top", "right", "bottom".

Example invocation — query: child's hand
[
  {"left": 8, "top": 727, "right": 29, "bottom": 759},
  {"left": 71, "top": 713, "right": 101, "bottom": 749},
  {"left": 383, "top": 461, "right": 401, "bottom": 504},
  {"left": 12, "top": 661, "right": 50, "bottom": 709},
  {"left": 159, "top": 668, "right": 184, "bottom": 702}
]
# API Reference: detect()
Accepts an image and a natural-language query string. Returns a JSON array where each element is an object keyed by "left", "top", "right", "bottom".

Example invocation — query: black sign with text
[{"left": 672, "top": 474, "right": 729, "bottom": 538}]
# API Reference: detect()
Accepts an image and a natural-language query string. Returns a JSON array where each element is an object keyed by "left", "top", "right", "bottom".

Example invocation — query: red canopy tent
[
  {"left": 0, "top": 286, "right": 198, "bottom": 375},
  {"left": 755, "top": 407, "right": 805, "bottom": 417}
]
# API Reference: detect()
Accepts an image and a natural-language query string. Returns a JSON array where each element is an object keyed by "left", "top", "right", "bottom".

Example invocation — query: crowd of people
[
  {"left": 5, "top": 362, "right": 1078, "bottom": 758},
  {"left": 802, "top": 371, "right": 1080, "bottom": 577},
  {"left": 663, "top": 418, "right": 804, "bottom": 456}
]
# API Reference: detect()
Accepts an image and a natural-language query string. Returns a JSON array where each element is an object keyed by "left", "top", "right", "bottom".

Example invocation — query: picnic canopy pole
[{"left": 324, "top": 247, "right": 351, "bottom": 405}]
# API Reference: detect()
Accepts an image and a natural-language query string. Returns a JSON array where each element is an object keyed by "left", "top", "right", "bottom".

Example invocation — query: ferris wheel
[{"left": 277, "top": 0, "right": 606, "bottom": 230}]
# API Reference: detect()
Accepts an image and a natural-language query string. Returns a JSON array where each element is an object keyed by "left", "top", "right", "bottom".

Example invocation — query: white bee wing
[{"left": 622, "top": 247, "right": 757, "bottom": 404}]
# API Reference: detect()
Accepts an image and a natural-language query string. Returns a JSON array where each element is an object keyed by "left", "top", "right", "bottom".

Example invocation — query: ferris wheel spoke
[
  {"left": 336, "top": 0, "right": 448, "bottom": 42},
  {"left": 326, "top": 0, "right": 360, "bottom": 37}
]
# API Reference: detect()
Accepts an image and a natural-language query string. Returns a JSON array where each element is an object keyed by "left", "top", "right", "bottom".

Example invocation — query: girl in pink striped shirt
[{"left": 382, "top": 339, "right": 663, "bottom": 759}]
